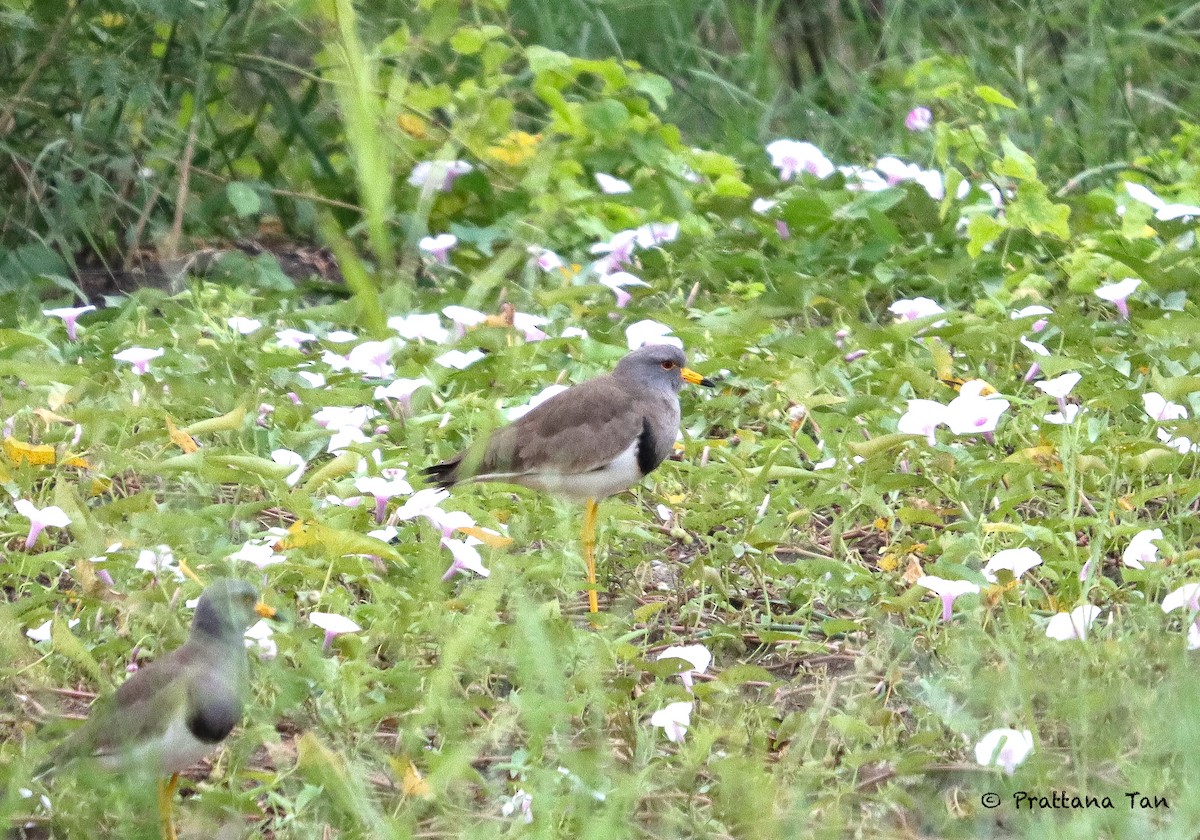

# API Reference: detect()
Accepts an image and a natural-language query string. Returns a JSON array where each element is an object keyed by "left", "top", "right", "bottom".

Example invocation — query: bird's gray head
[
  {"left": 191, "top": 578, "right": 265, "bottom": 640},
  {"left": 615, "top": 343, "right": 711, "bottom": 393}
]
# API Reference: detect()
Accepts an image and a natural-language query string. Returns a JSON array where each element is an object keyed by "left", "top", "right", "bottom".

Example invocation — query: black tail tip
[{"left": 421, "top": 460, "right": 459, "bottom": 490}]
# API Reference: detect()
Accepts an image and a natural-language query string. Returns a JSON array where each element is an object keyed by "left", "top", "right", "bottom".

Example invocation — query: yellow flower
[{"left": 486, "top": 131, "right": 541, "bottom": 166}]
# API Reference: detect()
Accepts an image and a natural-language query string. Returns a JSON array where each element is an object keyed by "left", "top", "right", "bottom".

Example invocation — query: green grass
[{"left": 5, "top": 1, "right": 1200, "bottom": 837}]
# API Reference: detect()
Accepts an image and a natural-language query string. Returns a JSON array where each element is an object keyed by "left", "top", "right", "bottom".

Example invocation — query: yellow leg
[
  {"left": 177, "top": 558, "right": 203, "bottom": 585},
  {"left": 582, "top": 499, "right": 599, "bottom": 613},
  {"left": 158, "top": 773, "right": 180, "bottom": 840}
]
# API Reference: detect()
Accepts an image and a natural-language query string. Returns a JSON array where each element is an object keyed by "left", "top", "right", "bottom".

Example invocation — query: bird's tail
[{"left": 421, "top": 458, "right": 461, "bottom": 490}]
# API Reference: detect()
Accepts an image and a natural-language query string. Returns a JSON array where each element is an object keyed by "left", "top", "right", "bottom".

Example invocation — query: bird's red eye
[{"left": 661, "top": 361, "right": 675, "bottom": 370}]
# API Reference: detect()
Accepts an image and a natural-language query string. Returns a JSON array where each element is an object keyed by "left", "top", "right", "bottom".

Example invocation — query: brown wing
[{"left": 478, "top": 375, "right": 644, "bottom": 477}]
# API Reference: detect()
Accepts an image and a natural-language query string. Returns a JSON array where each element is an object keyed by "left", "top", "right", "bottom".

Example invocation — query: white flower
[
  {"left": 599, "top": 271, "right": 649, "bottom": 308},
  {"left": 974, "top": 728, "right": 1034, "bottom": 775},
  {"left": 374, "top": 377, "right": 432, "bottom": 404},
  {"left": 345, "top": 340, "right": 399, "bottom": 379},
  {"left": 275, "top": 328, "right": 318, "bottom": 349},
  {"left": 434, "top": 349, "right": 487, "bottom": 370},
  {"left": 229, "top": 541, "right": 285, "bottom": 569},
  {"left": 441, "top": 538, "right": 489, "bottom": 580},
  {"left": 626, "top": 319, "right": 682, "bottom": 350},
  {"left": 898, "top": 400, "right": 948, "bottom": 445},
  {"left": 324, "top": 330, "right": 358, "bottom": 343},
  {"left": 501, "top": 790, "right": 533, "bottom": 823},
  {"left": 1142, "top": 392, "right": 1188, "bottom": 421},
  {"left": 113, "top": 346, "right": 164, "bottom": 375},
  {"left": 135, "top": 545, "right": 184, "bottom": 581},
  {"left": 243, "top": 619, "right": 277, "bottom": 660},
  {"left": 945, "top": 386, "right": 1010, "bottom": 437},
  {"left": 310, "top": 612, "right": 362, "bottom": 634},
  {"left": 26, "top": 617, "right": 78, "bottom": 643},
  {"left": 227, "top": 316, "right": 262, "bottom": 334},
  {"left": 766, "top": 140, "right": 833, "bottom": 180},
  {"left": 1095, "top": 278, "right": 1141, "bottom": 319},
  {"left": 408, "top": 160, "right": 473, "bottom": 191},
  {"left": 656, "top": 644, "right": 712, "bottom": 691},
  {"left": 507, "top": 385, "right": 569, "bottom": 421},
  {"left": 393, "top": 488, "right": 451, "bottom": 521},
  {"left": 1162, "top": 583, "right": 1200, "bottom": 614},
  {"left": 1122, "top": 528, "right": 1164, "bottom": 570},
  {"left": 1043, "top": 405, "right": 1084, "bottom": 425},
  {"left": 982, "top": 548, "right": 1043, "bottom": 583},
  {"left": 388, "top": 313, "right": 450, "bottom": 344},
  {"left": 1123, "top": 181, "right": 1200, "bottom": 221},
  {"left": 916, "top": 576, "right": 981, "bottom": 621},
  {"left": 1034, "top": 372, "right": 1081, "bottom": 401},
  {"left": 888, "top": 297, "right": 945, "bottom": 323},
  {"left": 595, "top": 172, "right": 632, "bottom": 194},
  {"left": 418, "top": 234, "right": 458, "bottom": 263},
  {"left": 312, "top": 405, "right": 378, "bottom": 430},
  {"left": 650, "top": 701, "right": 694, "bottom": 743},
  {"left": 1045, "top": 605, "right": 1102, "bottom": 640},
  {"left": 270, "top": 449, "right": 306, "bottom": 486}
]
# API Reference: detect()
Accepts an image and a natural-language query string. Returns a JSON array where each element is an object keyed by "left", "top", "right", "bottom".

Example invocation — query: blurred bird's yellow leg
[
  {"left": 583, "top": 499, "right": 599, "bottom": 613},
  {"left": 159, "top": 773, "right": 180, "bottom": 840},
  {"left": 177, "top": 558, "right": 203, "bottom": 585}
]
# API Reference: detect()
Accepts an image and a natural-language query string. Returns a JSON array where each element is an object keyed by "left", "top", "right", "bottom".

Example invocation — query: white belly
[
  {"left": 99, "top": 714, "right": 219, "bottom": 775},
  {"left": 519, "top": 442, "right": 643, "bottom": 502}
]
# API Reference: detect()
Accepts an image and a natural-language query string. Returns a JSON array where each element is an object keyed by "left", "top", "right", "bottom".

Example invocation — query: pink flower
[
  {"left": 905, "top": 106, "right": 933, "bottom": 132},
  {"left": 275, "top": 328, "right": 317, "bottom": 349},
  {"left": 418, "top": 234, "right": 457, "bottom": 264},
  {"left": 945, "top": 383, "right": 1010, "bottom": 439},
  {"left": 15, "top": 499, "right": 71, "bottom": 549},
  {"left": 1010, "top": 304, "right": 1052, "bottom": 334},
  {"left": 310, "top": 611, "right": 362, "bottom": 652},
  {"left": 916, "top": 575, "right": 980, "bottom": 621},
  {"left": 113, "top": 346, "right": 164, "bottom": 375},
  {"left": 393, "top": 488, "right": 451, "bottom": 522},
  {"left": 1034, "top": 372, "right": 1081, "bottom": 414},
  {"left": 441, "top": 537, "right": 490, "bottom": 580},
  {"left": 1123, "top": 182, "right": 1200, "bottom": 221},
  {"left": 501, "top": 790, "right": 533, "bottom": 824},
  {"left": 898, "top": 399, "right": 948, "bottom": 445},
  {"left": 1142, "top": 392, "right": 1187, "bottom": 421},
  {"left": 1162, "top": 583, "right": 1200, "bottom": 614},
  {"left": 974, "top": 728, "right": 1033, "bottom": 775},
  {"left": 530, "top": 247, "right": 566, "bottom": 273},
  {"left": 442, "top": 305, "right": 488, "bottom": 338},
  {"left": 345, "top": 340, "right": 399, "bottom": 379},
  {"left": 408, "top": 160, "right": 473, "bottom": 191},
  {"left": 888, "top": 297, "right": 945, "bottom": 324},
  {"left": 765, "top": 139, "right": 834, "bottom": 180},
  {"left": 656, "top": 644, "right": 712, "bottom": 692},
  {"left": 650, "top": 701, "right": 693, "bottom": 743},
  {"left": 354, "top": 471, "right": 413, "bottom": 523},
  {"left": 44, "top": 305, "right": 95, "bottom": 341},
  {"left": 435, "top": 349, "right": 486, "bottom": 370},
  {"left": 1122, "top": 528, "right": 1164, "bottom": 570},
  {"left": 1094, "top": 278, "right": 1141, "bottom": 320},
  {"left": 599, "top": 271, "right": 649, "bottom": 308}
]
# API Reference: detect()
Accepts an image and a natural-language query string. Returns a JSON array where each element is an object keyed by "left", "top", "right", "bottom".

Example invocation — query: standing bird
[
  {"left": 423, "top": 343, "right": 714, "bottom": 612},
  {"left": 44, "top": 578, "right": 277, "bottom": 840}
]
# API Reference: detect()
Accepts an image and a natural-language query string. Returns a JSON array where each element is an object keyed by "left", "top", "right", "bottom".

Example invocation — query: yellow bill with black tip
[
  {"left": 255, "top": 602, "right": 278, "bottom": 619},
  {"left": 682, "top": 367, "right": 715, "bottom": 387}
]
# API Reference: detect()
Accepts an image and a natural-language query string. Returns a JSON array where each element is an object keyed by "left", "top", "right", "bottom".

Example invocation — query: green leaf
[
  {"left": 449, "top": 25, "right": 503, "bottom": 56},
  {"left": 994, "top": 137, "right": 1038, "bottom": 181},
  {"left": 1008, "top": 182, "right": 1071, "bottom": 239},
  {"left": 966, "top": 213, "right": 1006, "bottom": 257},
  {"left": 975, "top": 84, "right": 1018, "bottom": 109},
  {"left": 226, "top": 182, "right": 262, "bottom": 217}
]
